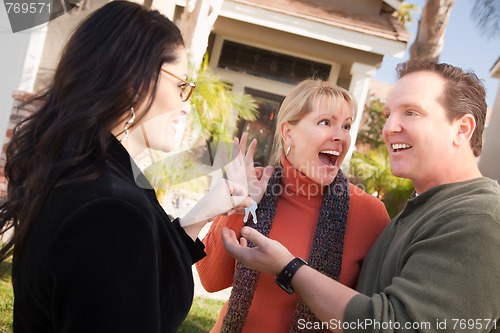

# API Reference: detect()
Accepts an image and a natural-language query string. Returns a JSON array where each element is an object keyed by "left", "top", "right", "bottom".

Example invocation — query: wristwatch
[{"left": 275, "top": 257, "right": 308, "bottom": 294}]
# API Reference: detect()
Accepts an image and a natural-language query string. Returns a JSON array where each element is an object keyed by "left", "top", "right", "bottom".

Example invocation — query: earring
[
  {"left": 286, "top": 145, "right": 291, "bottom": 157},
  {"left": 119, "top": 107, "right": 136, "bottom": 142}
]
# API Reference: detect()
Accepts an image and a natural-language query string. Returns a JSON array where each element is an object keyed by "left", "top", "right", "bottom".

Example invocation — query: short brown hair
[{"left": 396, "top": 59, "right": 487, "bottom": 157}]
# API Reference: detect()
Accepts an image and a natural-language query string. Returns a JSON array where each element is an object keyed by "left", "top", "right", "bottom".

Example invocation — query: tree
[
  {"left": 189, "top": 57, "right": 258, "bottom": 145},
  {"left": 471, "top": 0, "right": 500, "bottom": 39},
  {"left": 409, "top": 0, "right": 500, "bottom": 61},
  {"left": 350, "top": 99, "right": 414, "bottom": 218},
  {"left": 180, "top": 0, "right": 223, "bottom": 75},
  {"left": 396, "top": 2, "right": 418, "bottom": 27},
  {"left": 349, "top": 148, "right": 414, "bottom": 218},
  {"left": 356, "top": 98, "right": 386, "bottom": 149},
  {"left": 409, "top": 0, "right": 455, "bottom": 61},
  {"left": 142, "top": 58, "right": 258, "bottom": 213}
]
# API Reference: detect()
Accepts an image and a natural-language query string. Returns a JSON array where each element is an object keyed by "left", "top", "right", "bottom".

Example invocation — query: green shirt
[{"left": 345, "top": 177, "right": 500, "bottom": 332}]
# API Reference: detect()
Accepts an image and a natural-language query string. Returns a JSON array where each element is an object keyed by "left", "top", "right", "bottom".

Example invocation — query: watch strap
[{"left": 275, "top": 257, "right": 307, "bottom": 294}]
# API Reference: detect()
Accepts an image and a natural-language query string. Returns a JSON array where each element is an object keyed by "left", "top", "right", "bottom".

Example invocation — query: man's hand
[{"left": 221, "top": 226, "right": 294, "bottom": 276}]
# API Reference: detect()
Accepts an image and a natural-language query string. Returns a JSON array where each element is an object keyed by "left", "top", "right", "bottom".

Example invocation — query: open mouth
[
  {"left": 318, "top": 150, "right": 340, "bottom": 167},
  {"left": 391, "top": 143, "right": 412, "bottom": 153}
]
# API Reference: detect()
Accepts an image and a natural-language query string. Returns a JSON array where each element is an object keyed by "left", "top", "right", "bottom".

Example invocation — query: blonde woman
[{"left": 197, "top": 79, "right": 390, "bottom": 332}]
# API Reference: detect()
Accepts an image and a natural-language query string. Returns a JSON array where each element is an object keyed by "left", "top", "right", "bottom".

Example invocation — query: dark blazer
[{"left": 13, "top": 138, "right": 205, "bottom": 333}]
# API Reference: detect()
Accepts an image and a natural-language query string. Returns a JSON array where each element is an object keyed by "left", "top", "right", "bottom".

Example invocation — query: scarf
[{"left": 220, "top": 160, "right": 350, "bottom": 333}]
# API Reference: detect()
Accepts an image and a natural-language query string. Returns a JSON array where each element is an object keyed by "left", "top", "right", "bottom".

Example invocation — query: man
[{"left": 222, "top": 59, "right": 500, "bottom": 332}]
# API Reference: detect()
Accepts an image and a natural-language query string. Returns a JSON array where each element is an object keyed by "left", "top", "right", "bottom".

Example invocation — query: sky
[{"left": 375, "top": 0, "right": 500, "bottom": 106}]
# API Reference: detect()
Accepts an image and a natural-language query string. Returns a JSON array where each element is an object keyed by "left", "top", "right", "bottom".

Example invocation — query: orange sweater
[{"left": 196, "top": 162, "right": 390, "bottom": 333}]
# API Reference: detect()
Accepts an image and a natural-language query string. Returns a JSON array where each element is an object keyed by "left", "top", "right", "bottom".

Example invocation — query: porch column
[
  {"left": 0, "top": 8, "right": 47, "bottom": 150},
  {"left": 150, "top": 0, "right": 177, "bottom": 20},
  {"left": 479, "top": 83, "right": 500, "bottom": 182},
  {"left": 344, "top": 62, "right": 377, "bottom": 169}
]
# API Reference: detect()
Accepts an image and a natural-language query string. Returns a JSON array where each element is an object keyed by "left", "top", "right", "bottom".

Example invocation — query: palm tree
[
  {"left": 142, "top": 58, "right": 258, "bottom": 215},
  {"left": 349, "top": 148, "right": 414, "bottom": 218},
  {"left": 180, "top": 0, "right": 224, "bottom": 74},
  {"left": 409, "top": 0, "right": 456, "bottom": 61},
  {"left": 471, "top": 0, "right": 500, "bottom": 39},
  {"left": 350, "top": 98, "right": 414, "bottom": 217},
  {"left": 189, "top": 57, "right": 258, "bottom": 145},
  {"left": 409, "top": 0, "right": 500, "bottom": 61}
]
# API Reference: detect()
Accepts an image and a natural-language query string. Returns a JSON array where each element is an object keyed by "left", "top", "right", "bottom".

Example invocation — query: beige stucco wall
[
  {"left": 212, "top": 16, "right": 384, "bottom": 89},
  {"left": 34, "top": 0, "right": 109, "bottom": 91},
  {"left": 479, "top": 81, "right": 500, "bottom": 182}
]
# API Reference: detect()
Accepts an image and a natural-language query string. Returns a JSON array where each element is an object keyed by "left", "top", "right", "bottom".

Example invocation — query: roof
[
  {"left": 175, "top": 0, "right": 409, "bottom": 56},
  {"left": 231, "top": 0, "right": 409, "bottom": 43},
  {"left": 383, "top": 0, "right": 403, "bottom": 11}
]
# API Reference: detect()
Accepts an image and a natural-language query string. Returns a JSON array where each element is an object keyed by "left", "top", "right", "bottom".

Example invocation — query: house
[
  {"left": 169, "top": 0, "right": 409, "bottom": 165},
  {"left": 478, "top": 57, "right": 500, "bottom": 182},
  {"left": 0, "top": 0, "right": 409, "bottom": 198}
]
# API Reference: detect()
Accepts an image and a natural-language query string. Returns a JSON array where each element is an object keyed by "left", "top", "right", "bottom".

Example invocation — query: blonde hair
[{"left": 268, "top": 79, "right": 357, "bottom": 165}]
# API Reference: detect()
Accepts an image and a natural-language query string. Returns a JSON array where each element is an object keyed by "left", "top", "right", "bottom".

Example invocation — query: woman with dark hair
[{"left": 0, "top": 1, "right": 256, "bottom": 332}]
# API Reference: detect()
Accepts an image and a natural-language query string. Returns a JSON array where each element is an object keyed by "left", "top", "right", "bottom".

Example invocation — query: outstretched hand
[
  {"left": 224, "top": 133, "right": 273, "bottom": 204},
  {"left": 181, "top": 179, "right": 253, "bottom": 226},
  {"left": 181, "top": 133, "right": 272, "bottom": 239},
  {"left": 180, "top": 179, "right": 255, "bottom": 241},
  {"left": 221, "top": 226, "right": 294, "bottom": 276}
]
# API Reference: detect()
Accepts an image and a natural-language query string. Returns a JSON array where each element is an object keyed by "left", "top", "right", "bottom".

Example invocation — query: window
[
  {"left": 218, "top": 40, "right": 331, "bottom": 84},
  {"left": 237, "top": 88, "right": 285, "bottom": 165}
]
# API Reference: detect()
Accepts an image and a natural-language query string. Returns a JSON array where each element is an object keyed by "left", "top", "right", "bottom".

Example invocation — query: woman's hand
[
  {"left": 224, "top": 133, "right": 273, "bottom": 204},
  {"left": 180, "top": 179, "right": 254, "bottom": 223},
  {"left": 181, "top": 133, "right": 272, "bottom": 240},
  {"left": 181, "top": 179, "right": 254, "bottom": 239},
  {"left": 221, "top": 226, "right": 294, "bottom": 276}
]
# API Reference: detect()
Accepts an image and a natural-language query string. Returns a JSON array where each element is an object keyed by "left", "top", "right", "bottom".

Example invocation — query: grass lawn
[
  {"left": 0, "top": 259, "right": 222, "bottom": 333},
  {"left": 0, "top": 259, "right": 13, "bottom": 333},
  {"left": 178, "top": 297, "right": 223, "bottom": 332}
]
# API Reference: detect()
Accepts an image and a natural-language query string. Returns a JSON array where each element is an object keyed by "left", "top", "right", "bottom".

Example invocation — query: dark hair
[
  {"left": 0, "top": 1, "right": 184, "bottom": 263},
  {"left": 396, "top": 59, "right": 487, "bottom": 157}
]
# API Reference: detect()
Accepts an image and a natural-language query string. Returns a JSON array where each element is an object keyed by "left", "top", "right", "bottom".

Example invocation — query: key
[{"left": 244, "top": 201, "right": 258, "bottom": 224}]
